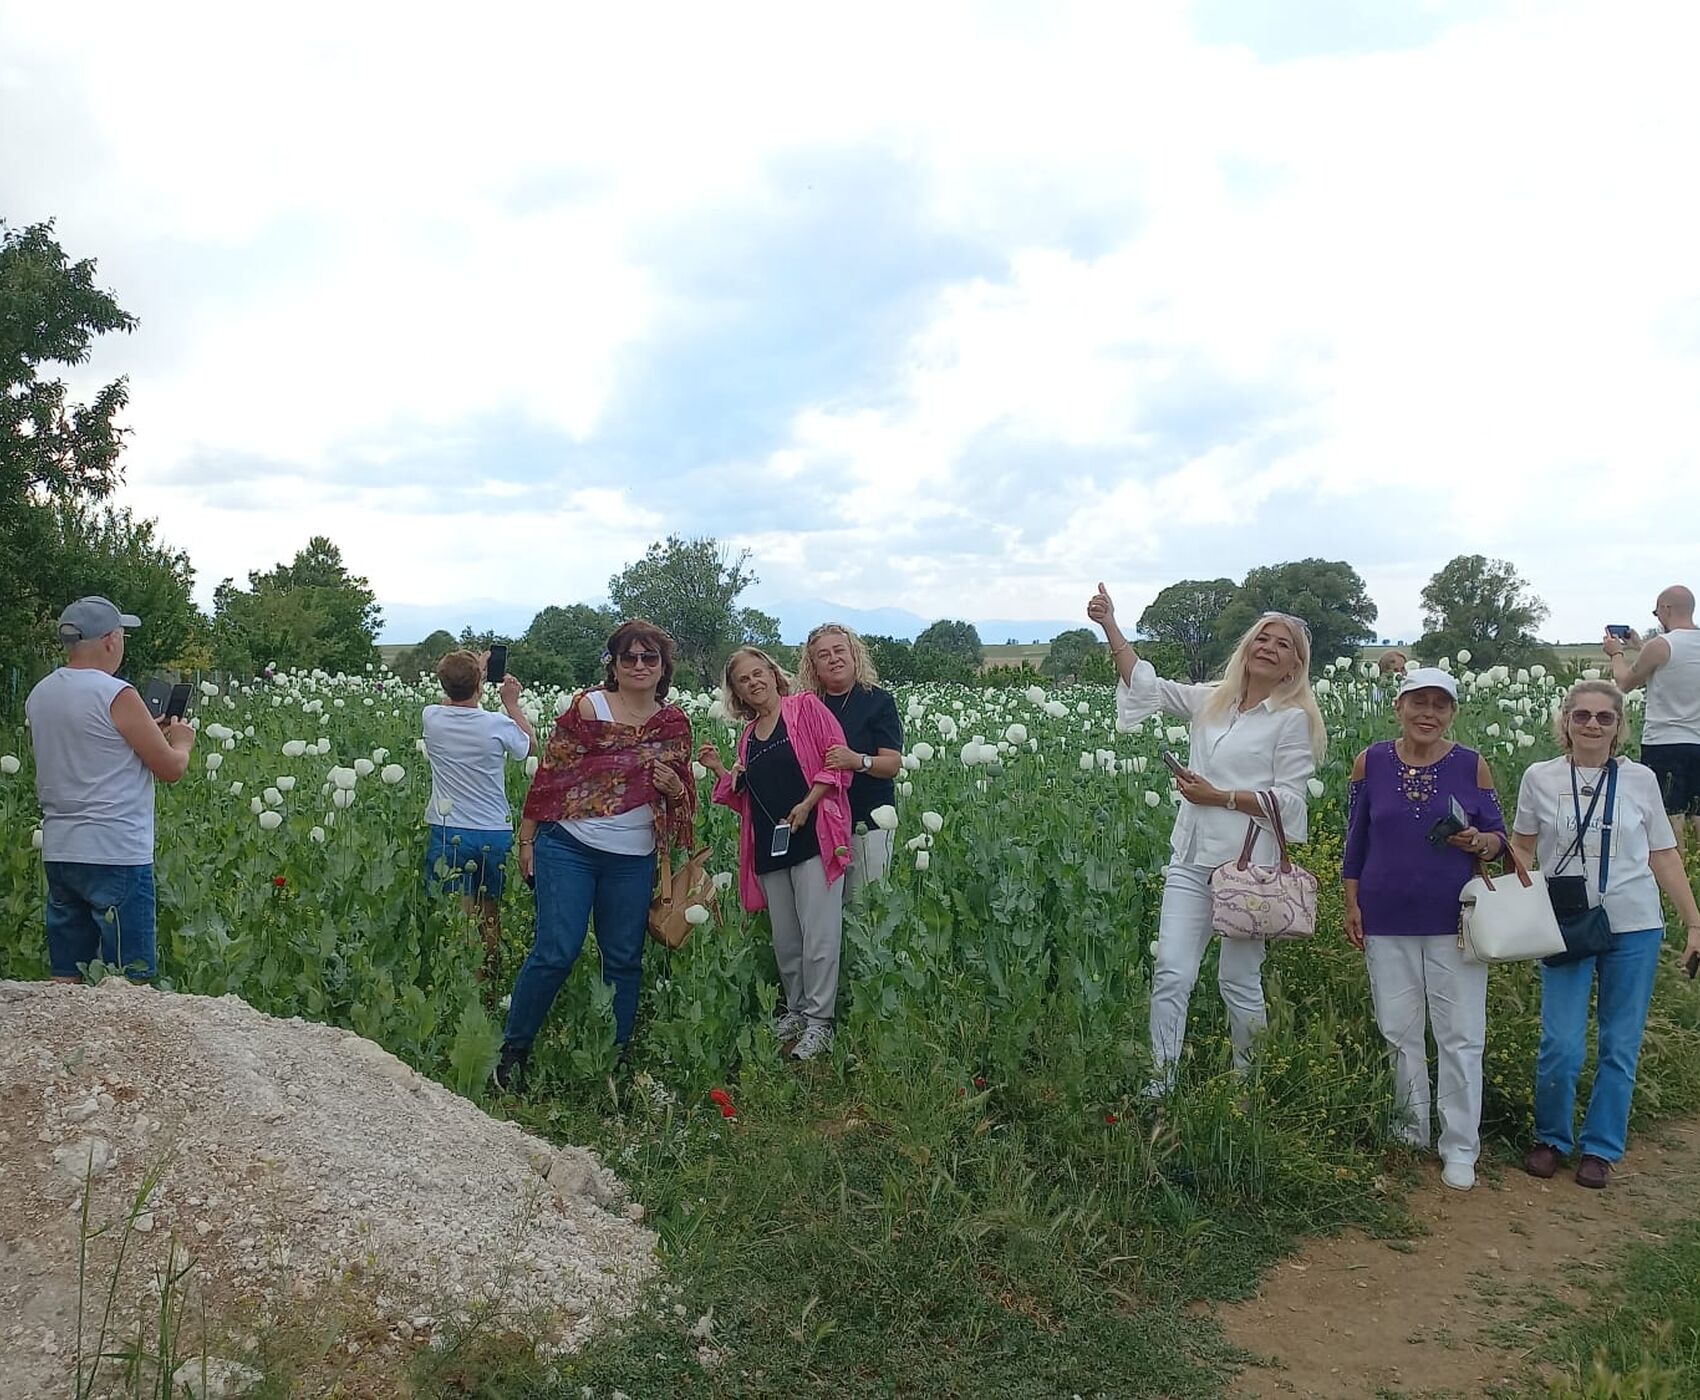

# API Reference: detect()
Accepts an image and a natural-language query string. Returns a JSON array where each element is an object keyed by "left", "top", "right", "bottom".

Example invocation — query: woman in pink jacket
[{"left": 699, "top": 647, "right": 851, "bottom": 1061}]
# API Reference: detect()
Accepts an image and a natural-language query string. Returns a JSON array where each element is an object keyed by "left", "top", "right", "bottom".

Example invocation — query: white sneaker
[
  {"left": 1441, "top": 1160, "right": 1476, "bottom": 1191},
  {"left": 771, "top": 1010, "right": 807, "bottom": 1044},
  {"left": 788, "top": 1021, "right": 834, "bottom": 1061}
]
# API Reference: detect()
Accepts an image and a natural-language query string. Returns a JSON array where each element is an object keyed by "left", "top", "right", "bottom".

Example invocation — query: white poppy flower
[
  {"left": 1169, "top": 788, "right": 1183, "bottom": 804},
  {"left": 32, "top": 827, "right": 44, "bottom": 850},
  {"left": 691, "top": 761, "right": 708, "bottom": 781},
  {"left": 1437, "top": 657, "right": 1453, "bottom": 672},
  {"left": 230, "top": 780, "right": 244, "bottom": 796},
  {"left": 1313, "top": 679, "right": 1331, "bottom": 695},
  {"left": 323, "top": 809, "right": 335, "bottom": 826},
  {"left": 1307, "top": 778, "right": 1325, "bottom": 799},
  {"left": 330, "top": 767, "right": 357, "bottom": 790},
  {"left": 1456, "top": 649, "right": 1472, "bottom": 664},
  {"left": 282, "top": 739, "right": 308, "bottom": 758},
  {"left": 309, "top": 825, "right": 326, "bottom": 843},
  {"left": 1076, "top": 702, "right": 1090, "bottom": 715},
  {"left": 914, "top": 850, "right": 931, "bottom": 872},
  {"left": 911, "top": 742, "right": 936, "bottom": 762},
  {"left": 898, "top": 780, "right": 913, "bottom": 797},
  {"left": 353, "top": 758, "right": 374, "bottom": 777},
  {"left": 1004, "top": 723, "right": 1028, "bottom": 745},
  {"left": 371, "top": 747, "right": 389, "bottom": 763},
  {"left": 199, "top": 680, "right": 219, "bottom": 697},
  {"left": 1078, "top": 752, "right": 1095, "bottom": 772},
  {"left": 525, "top": 756, "right": 541, "bottom": 778},
  {"left": 1334, "top": 657, "right": 1352, "bottom": 670},
  {"left": 905, "top": 833, "right": 933, "bottom": 851},
  {"left": 1531, "top": 664, "right": 1546, "bottom": 679},
  {"left": 1024, "top": 685, "right": 1046, "bottom": 704},
  {"left": 0, "top": 754, "right": 19, "bottom": 775},
  {"left": 1165, "top": 727, "right": 1188, "bottom": 745},
  {"left": 380, "top": 763, "right": 405, "bottom": 785},
  {"left": 869, "top": 805, "right": 899, "bottom": 830},
  {"left": 1581, "top": 668, "right": 1601, "bottom": 681},
  {"left": 1143, "top": 790, "right": 1161, "bottom": 808},
  {"left": 921, "top": 811, "right": 943, "bottom": 834},
  {"left": 276, "top": 776, "right": 295, "bottom": 792},
  {"left": 263, "top": 787, "right": 283, "bottom": 807},
  {"left": 1486, "top": 723, "right": 1501, "bottom": 737},
  {"left": 711, "top": 871, "right": 734, "bottom": 891},
  {"left": 683, "top": 904, "right": 710, "bottom": 926},
  {"left": 258, "top": 810, "right": 283, "bottom": 831},
  {"left": 205, "top": 752, "right": 224, "bottom": 773},
  {"left": 332, "top": 788, "right": 356, "bottom": 810},
  {"left": 249, "top": 796, "right": 264, "bottom": 815}
]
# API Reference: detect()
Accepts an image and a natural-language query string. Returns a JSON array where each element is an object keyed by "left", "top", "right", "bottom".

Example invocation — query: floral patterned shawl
[{"left": 521, "top": 688, "right": 696, "bottom": 851}]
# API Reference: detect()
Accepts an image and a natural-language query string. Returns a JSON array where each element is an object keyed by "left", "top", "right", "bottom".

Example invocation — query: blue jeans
[
  {"left": 1534, "top": 927, "right": 1664, "bottom": 1162},
  {"left": 424, "top": 825, "right": 514, "bottom": 899},
  {"left": 44, "top": 862, "right": 157, "bottom": 981},
  {"left": 503, "top": 825, "right": 655, "bottom": 1049}
]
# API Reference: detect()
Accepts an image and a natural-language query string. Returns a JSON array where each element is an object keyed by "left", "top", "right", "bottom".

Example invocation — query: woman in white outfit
[{"left": 1088, "top": 584, "right": 1324, "bottom": 1088}]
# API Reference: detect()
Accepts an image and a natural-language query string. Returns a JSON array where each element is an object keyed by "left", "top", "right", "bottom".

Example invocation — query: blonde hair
[
  {"left": 721, "top": 646, "right": 794, "bottom": 723},
  {"left": 1553, "top": 679, "right": 1626, "bottom": 755},
  {"left": 797, "top": 623, "right": 880, "bottom": 694},
  {"left": 1199, "top": 614, "right": 1328, "bottom": 763}
]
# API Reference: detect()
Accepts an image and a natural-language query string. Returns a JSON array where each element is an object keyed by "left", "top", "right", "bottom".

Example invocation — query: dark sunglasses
[
  {"left": 617, "top": 649, "right": 662, "bottom": 667},
  {"left": 1568, "top": 709, "right": 1619, "bottom": 726}
]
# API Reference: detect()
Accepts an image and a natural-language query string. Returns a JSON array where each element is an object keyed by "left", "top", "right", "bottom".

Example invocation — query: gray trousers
[
  {"left": 759, "top": 856, "right": 844, "bottom": 1024},
  {"left": 842, "top": 827, "right": 894, "bottom": 903}
]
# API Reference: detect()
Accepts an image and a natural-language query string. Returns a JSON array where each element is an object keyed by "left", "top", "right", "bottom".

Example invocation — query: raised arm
[
  {"left": 110, "top": 688, "right": 194, "bottom": 782},
  {"left": 1605, "top": 631, "right": 1668, "bottom": 693}
]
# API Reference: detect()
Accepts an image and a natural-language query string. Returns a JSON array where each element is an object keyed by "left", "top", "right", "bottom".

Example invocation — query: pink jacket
[{"left": 712, "top": 691, "right": 852, "bottom": 911}]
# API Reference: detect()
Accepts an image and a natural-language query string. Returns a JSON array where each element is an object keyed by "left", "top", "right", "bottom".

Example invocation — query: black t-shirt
[
  {"left": 739, "top": 717, "right": 820, "bottom": 874},
  {"left": 818, "top": 685, "right": 903, "bottom": 826}
]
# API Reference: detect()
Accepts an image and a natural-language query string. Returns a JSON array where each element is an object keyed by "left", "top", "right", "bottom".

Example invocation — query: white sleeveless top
[
  {"left": 557, "top": 690, "right": 657, "bottom": 856},
  {"left": 1644, "top": 629, "right": 1700, "bottom": 746},
  {"left": 25, "top": 667, "right": 155, "bottom": 864}
]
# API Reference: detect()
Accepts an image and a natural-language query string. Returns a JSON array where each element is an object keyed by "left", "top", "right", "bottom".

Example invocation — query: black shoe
[{"left": 494, "top": 1043, "right": 529, "bottom": 1094}]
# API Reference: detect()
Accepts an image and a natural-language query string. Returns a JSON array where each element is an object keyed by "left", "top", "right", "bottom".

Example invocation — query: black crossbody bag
[{"left": 1543, "top": 759, "right": 1616, "bottom": 968}]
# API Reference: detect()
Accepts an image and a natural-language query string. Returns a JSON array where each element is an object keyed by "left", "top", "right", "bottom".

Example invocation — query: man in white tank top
[
  {"left": 25, "top": 597, "right": 196, "bottom": 982},
  {"left": 1607, "top": 584, "right": 1700, "bottom": 847}
]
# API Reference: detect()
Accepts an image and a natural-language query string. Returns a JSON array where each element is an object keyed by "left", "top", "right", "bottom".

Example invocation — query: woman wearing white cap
[{"left": 1341, "top": 667, "right": 1506, "bottom": 1190}]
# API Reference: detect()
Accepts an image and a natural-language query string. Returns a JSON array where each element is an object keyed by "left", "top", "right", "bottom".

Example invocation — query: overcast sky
[{"left": 5, "top": 0, "right": 1698, "bottom": 645}]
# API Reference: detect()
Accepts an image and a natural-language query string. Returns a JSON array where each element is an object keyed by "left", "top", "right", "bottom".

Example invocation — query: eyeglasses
[
  {"left": 1568, "top": 709, "right": 1619, "bottom": 726},
  {"left": 617, "top": 650, "right": 662, "bottom": 668}
]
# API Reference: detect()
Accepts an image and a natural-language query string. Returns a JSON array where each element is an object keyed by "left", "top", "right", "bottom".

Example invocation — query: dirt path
[{"left": 1217, "top": 1119, "right": 1700, "bottom": 1398}]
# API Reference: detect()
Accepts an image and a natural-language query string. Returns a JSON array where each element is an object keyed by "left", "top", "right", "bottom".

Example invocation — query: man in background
[{"left": 1607, "top": 585, "right": 1700, "bottom": 850}]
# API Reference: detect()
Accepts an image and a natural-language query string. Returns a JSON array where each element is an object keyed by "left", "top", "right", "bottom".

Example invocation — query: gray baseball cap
[{"left": 57, "top": 596, "right": 141, "bottom": 643}]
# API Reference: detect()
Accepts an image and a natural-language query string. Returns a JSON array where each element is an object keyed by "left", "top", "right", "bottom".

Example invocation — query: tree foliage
[
  {"left": 1212, "top": 559, "right": 1377, "bottom": 674},
  {"left": 608, "top": 535, "right": 778, "bottom": 688},
  {"left": 509, "top": 603, "right": 619, "bottom": 691},
  {"left": 1418, "top": 554, "right": 1552, "bottom": 667},
  {"left": 212, "top": 537, "right": 382, "bottom": 677},
  {"left": 914, "top": 619, "right": 984, "bottom": 666},
  {"left": 390, "top": 629, "right": 459, "bottom": 681},
  {"left": 1041, "top": 628, "right": 1108, "bottom": 682},
  {"left": 1136, "top": 579, "right": 1240, "bottom": 682},
  {"left": 862, "top": 634, "right": 975, "bottom": 685}
]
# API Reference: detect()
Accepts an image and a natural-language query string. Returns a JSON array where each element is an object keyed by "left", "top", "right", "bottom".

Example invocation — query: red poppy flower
[
  {"left": 272, "top": 876, "right": 287, "bottom": 888},
  {"left": 973, "top": 1077, "right": 987, "bottom": 1090},
  {"left": 1103, "top": 1113, "right": 1119, "bottom": 1125}
]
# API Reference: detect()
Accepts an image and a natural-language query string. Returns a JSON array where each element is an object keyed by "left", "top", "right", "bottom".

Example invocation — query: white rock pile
[{"left": 0, "top": 979, "right": 655, "bottom": 1396}]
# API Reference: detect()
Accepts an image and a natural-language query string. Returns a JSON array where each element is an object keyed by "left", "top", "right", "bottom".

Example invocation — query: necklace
[
  {"left": 823, "top": 688, "right": 854, "bottom": 716},
  {"left": 1572, "top": 760, "right": 1609, "bottom": 797}
]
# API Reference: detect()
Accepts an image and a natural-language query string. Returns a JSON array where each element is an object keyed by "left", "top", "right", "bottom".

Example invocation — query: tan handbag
[
  {"left": 1209, "top": 791, "right": 1318, "bottom": 941},
  {"left": 648, "top": 844, "right": 716, "bottom": 949}
]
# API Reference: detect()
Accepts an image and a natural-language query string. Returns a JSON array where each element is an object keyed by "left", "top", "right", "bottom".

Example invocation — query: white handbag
[{"left": 1458, "top": 848, "right": 1566, "bottom": 964}]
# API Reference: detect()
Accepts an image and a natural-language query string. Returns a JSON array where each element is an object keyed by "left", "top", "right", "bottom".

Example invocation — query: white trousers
[
  {"left": 759, "top": 857, "right": 844, "bottom": 1024},
  {"left": 843, "top": 828, "right": 894, "bottom": 902},
  {"left": 1362, "top": 934, "right": 1488, "bottom": 1165},
  {"left": 1150, "top": 861, "right": 1268, "bottom": 1074}
]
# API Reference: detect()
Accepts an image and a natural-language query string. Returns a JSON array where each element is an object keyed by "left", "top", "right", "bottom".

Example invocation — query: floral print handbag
[{"left": 1209, "top": 791, "right": 1318, "bottom": 941}]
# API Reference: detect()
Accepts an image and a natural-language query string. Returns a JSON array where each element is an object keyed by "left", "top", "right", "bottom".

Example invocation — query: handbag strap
[
  {"left": 1234, "top": 791, "right": 1293, "bottom": 873},
  {"left": 1597, "top": 760, "right": 1616, "bottom": 896},
  {"left": 656, "top": 840, "right": 674, "bottom": 901},
  {"left": 1475, "top": 842, "right": 1535, "bottom": 892}
]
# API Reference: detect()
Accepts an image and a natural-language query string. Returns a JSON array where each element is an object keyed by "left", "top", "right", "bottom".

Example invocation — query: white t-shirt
[
  {"left": 559, "top": 689, "right": 656, "bottom": 856},
  {"left": 1644, "top": 628, "right": 1700, "bottom": 746},
  {"left": 1512, "top": 756, "right": 1677, "bottom": 933},
  {"left": 421, "top": 705, "right": 531, "bottom": 832},
  {"left": 25, "top": 667, "right": 155, "bottom": 865}
]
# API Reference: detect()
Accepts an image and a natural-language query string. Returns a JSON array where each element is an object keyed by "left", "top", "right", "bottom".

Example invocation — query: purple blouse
[{"left": 1342, "top": 742, "right": 1507, "bottom": 937}]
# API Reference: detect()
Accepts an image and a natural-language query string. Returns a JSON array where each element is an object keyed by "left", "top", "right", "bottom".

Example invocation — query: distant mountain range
[{"left": 377, "top": 596, "right": 1081, "bottom": 647}]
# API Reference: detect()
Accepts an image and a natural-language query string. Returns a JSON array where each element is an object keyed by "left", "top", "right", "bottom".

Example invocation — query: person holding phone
[
  {"left": 1509, "top": 680, "right": 1700, "bottom": 1189},
  {"left": 420, "top": 650, "right": 536, "bottom": 979},
  {"left": 25, "top": 597, "right": 196, "bottom": 983},
  {"left": 1340, "top": 667, "right": 1507, "bottom": 1190},
  {"left": 1604, "top": 585, "right": 1700, "bottom": 852},
  {"left": 797, "top": 623, "right": 904, "bottom": 898},
  {"left": 494, "top": 621, "right": 695, "bottom": 1090},
  {"left": 1089, "top": 584, "right": 1325, "bottom": 1089},
  {"left": 700, "top": 647, "right": 852, "bottom": 1061}
]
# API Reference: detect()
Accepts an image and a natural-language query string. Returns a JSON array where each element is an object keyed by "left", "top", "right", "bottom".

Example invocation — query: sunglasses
[
  {"left": 1258, "top": 610, "right": 1311, "bottom": 639},
  {"left": 617, "top": 649, "right": 662, "bottom": 668},
  {"left": 1568, "top": 709, "right": 1619, "bottom": 726}
]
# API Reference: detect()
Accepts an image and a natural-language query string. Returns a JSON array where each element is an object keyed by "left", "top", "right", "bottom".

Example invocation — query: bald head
[{"left": 1657, "top": 585, "right": 1695, "bottom": 624}]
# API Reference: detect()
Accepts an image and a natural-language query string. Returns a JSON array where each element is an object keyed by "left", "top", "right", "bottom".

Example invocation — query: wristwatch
[
  {"left": 1225, "top": 791, "right": 1237, "bottom": 812},
  {"left": 860, "top": 754, "right": 873, "bottom": 772}
]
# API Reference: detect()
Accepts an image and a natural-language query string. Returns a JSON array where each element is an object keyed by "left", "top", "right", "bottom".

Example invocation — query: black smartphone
[
  {"left": 1160, "top": 749, "right": 1188, "bottom": 779},
  {"left": 1605, "top": 624, "right": 1631, "bottom": 641},
  {"left": 164, "top": 683, "right": 192, "bottom": 720},
  {"left": 486, "top": 644, "right": 508, "bottom": 685},
  {"left": 1686, "top": 950, "right": 1699, "bottom": 980},
  {"left": 142, "top": 677, "right": 172, "bottom": 719},
  {"left": 1426, "top": 795, "right": 1469, "bottom": 849},
  {"left": 769, "top": 824, "right": 791, "bottom": 859}
]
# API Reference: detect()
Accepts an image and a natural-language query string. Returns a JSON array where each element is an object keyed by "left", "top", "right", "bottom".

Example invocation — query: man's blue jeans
[
  {"left": 44, "top": 861, "right": 157, "bottom": 980},
  {"left": 503, "top": 825, "right": 655, "bottom": 1049},
  {"left": 1534, "top": 927, "right": 1664, "bottom": 1162}
]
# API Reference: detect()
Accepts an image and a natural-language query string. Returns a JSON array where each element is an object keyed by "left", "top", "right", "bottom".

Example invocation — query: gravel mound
[{"left": 0, "top": 979, "right": 655, "bottom": 1395}]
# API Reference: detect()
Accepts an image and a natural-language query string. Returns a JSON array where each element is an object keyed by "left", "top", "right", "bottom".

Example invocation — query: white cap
[{"left": 1395, "top": 666, "right": 1458, "bottom": 701}]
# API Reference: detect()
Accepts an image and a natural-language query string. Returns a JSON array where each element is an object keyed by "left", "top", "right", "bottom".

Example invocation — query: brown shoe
[
  {"left": 1523, "top": 1143, "right": 1563, "bottom": 1179},
  {"left": 1575, "top": 1154, "right": 1611, "bottom": 1189}
]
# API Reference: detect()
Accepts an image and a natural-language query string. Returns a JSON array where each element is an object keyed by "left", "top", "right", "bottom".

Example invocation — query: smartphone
[
  {"left": 164, "top": 683, "right": 191, "bottom": 720},
  {"left": 1160, "top": 749, "right": 1188, "bottom": 779},
  {"left": 486, "top": 644, "right": 508, "bottom": 685},
  {"left": 1605, "top": 624, "right": 1631, "bottom": 640},
  {"left": 1426, "top": 796, "right": 1469, "bottom": 849},
  {"left": 769, "top": 824, "right": 792, "bottom": 859},
  {"left": 142, "top": 677, "right": 172, "bottom": 720}
]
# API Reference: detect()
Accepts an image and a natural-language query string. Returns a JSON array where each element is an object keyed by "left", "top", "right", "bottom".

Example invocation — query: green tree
[
  {"left": 508, "top": 603, "right": 618, "bottom": 690},
  {"left": 607, "top": 535, "right": 779, "bottom": 688},
  {"left": 914, "top": 619, "right": 983, "bottom": 667},
  {"left": 1417, "top": 554, "right": 1553, "bottom": 668},
  {"left": 391, "top": 629, "right": 459, "bottom": 681},
  {"left": 212, "top": 537, "right": 382, "bottom": 676},
  {"left": 1041, "top": 627, "right": 1105, "bottom": 681},
  {"left": 1137, "top": 578, "right": 1240, "bottom": 682},
  {"left": 1212, "top": 559, "right": 1377, "bottom": 675},
  {"left": 1, "top": 220, "right": 138, "bottom": 665},
  {"left": 37, "top": 500, "right": 202, "bottom": 679}
]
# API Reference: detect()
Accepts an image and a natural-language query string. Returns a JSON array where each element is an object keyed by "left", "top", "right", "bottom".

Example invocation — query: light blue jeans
[{"left": 1534, "top": 927, "right": 1664, "bottom": 1162}]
